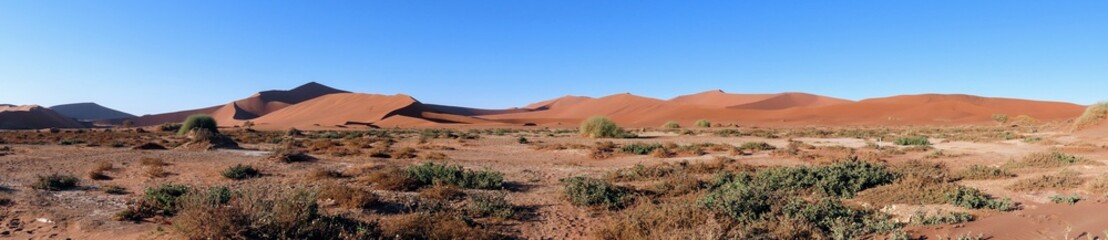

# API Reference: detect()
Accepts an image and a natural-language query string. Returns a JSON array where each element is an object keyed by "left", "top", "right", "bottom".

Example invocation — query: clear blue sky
[{"left": 2, "top": 1, "right": 1106, "bottom": 115}]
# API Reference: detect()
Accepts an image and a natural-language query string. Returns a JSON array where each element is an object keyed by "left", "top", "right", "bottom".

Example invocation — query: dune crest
[{"left": 0, "top": 105, "right": 86, "bottom": 129}]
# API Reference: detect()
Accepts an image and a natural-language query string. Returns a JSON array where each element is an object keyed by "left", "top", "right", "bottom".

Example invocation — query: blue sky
[{"left": 1, "top": 1, "right": 1106, "bottom": 115}]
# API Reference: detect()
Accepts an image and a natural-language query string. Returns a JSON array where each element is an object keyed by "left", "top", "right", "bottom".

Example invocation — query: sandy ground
[{"left": 0, "top": 128, "right": 1106, "bottom": 239}]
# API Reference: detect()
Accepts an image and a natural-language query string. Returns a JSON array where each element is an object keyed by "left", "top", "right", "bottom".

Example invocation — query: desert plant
[
  {"left": 143, "top": 183, "right": 191, "bottom": 216},
  {"left": 468, "top": 192, "right": 515, "bottom": 219},
  {"left": 103, "top": 185, "right": 127, "bottom": 195},
  {"left": 1007, "top": 150, "right": 1088, "bottom": 168},
  {"left": 1008, "top": 170, "right": 1086, "bottom": 192},
  {"left": 909, "top": 210, "right": 974, "bottom": 225},
  {"left": 140, "top": 157, "right": 166, "bottom": 166},
  {"left": 174, "top": 185, "right": 382, "bottom": 239},
  {"left": 418, "top": 184, "right": 465, "bottom": 200},
  {"left": 1050, "top": 194, "right": 1082, "bottom": 205},
  {"left": 562, "top": 176, "right": 633, "bottom": 209},
  {"left": 738, "top": 141, "right": 776, "bottom": 151},
  {"left": 32, "top": 173, "right": 80, "bottom": 191},
  {"left": 944, "top": 186, "right": 1015, "bottom": 211},
  {"left": 405, "top": 162, "right": 504, "bottom": 189},
  {"left": 1074, "top": 102, "right": 1108, "bottom": 130},
  {"left": 956, "top": 165, "right": 1016, "bottom": 180},
  {"left": 695, "top": 119, "right": 711, "bottom": 128},
  {"left": 991, "top": 114, "right": 1009, "bottom": 124},
  {"left": 893, "top": 136, "right": 931, "bottom": 146},
  {"left": 662, "top": 121, "right": 681, "bottom": 129},
  {"left": 222, "top": 164, "right": 261, "bottom": 180},
  {"left": 318, "top": 183, "right": 379, "bottom": 209},
  {"left": 620, "top": 142, "right": 662, "bottom": 155},
  {"left": 178, "top": 114, "right": 219, "bottom": 135},
  {"left": 580, "top": 116, "right": 626, "bottom": 138},
  {"left": 700, "top": 176, "right": 775, "bottom": 222}
]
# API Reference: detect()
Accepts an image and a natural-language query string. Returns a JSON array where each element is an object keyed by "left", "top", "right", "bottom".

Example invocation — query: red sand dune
[
  {"left": 915, "top": 202, "right": 1108, "bottom": 239},
  {"left": 0, "top": 105, "right": 86, "bottom": 129},
  {"left": 525, "top": 95, "right": 594, "bottom": 110},
  {"left": 249, "top": 93, "right": 500, "bottom": 129},
  {"left": 487, "top": 93, "right": 1084, "bottom": 127},
  {"left": 127, "top": 82, "right": 346, "bottom": 127},
  {"left": 669, "top": 90, "right": 778, "bottom": 108},
  {"left": 727, "top": 92, "right": 852, "bottom": 110}
]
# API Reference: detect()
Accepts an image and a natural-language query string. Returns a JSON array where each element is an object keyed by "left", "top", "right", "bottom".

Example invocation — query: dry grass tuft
[
  {"left": 1008, "top": 170, "right": 1086, "bottom": 192},
  {"left": 956, "top": 165, "right": 1016, "bottom": 180},
  {"left": 318, "top": 183, "right": 379, "bottom": 209}
]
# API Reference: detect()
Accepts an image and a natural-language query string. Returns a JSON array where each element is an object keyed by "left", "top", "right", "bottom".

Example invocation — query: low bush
[
  {"left": 580, "top": 116, "right": 627, "bottom": 138},
  {"left": 178, "top": 114, "right": 219, "bottom": 135},
  {"left": 620, "top": 142, "right": 661, "bottom": 155},
  {"left": 956, "top": 165, "right": 1016, "bottom": 180},
  {"left": 318, "top": 183, "right": 379, "bottom": 209},
  {"left": 562, "top": 176, "right": 633, "bottom": 209},
  {"left": 31, "top": 173, "right": 80, "bottom": 191},
  {"left": 738, "top": 141, "right": 776, "bottom": 151},
  {"left": 1006, "top": 150, "right": 1089, "bottom": 168},
  {"left": 1050, "top": 194, "right": 1082, "bottom": 205},
  {"left": 143, "top": 183, "right": 191, "bottom": 216},
  {"left": 364, "top": 168, "right": 421, "bottom": 191},
  {"left": 406, "top": 162, "right": 504, "bottom": 190},
  {"left": 468, "top": 192, "right": 516, "bottom": 219},
  {"left": 695, "top": 119, "right": 711, "bottom": 128},
  {"left": 944, "top": 186, "right": 1016, "bottom": 211},
  {"left": 174, "top": 185, "right": 383, "bottom": 239},
  {"left": 103, "top": 185, "right": 127, "bottom": 195},
  {"left": 662, "top": 121, "right": 681, "bottom": 129},
  {"left": 1008, "top": 170, "right": 1085, "bottom": 192},
  {"left": 893, "top": 136, "right": 931, "bottom": 146},
  {"left": 222, "top": 164, "right": 261, "bottom": 180},
  {"left": 909, "top": 210, "right": 974, "bottom": 225}
]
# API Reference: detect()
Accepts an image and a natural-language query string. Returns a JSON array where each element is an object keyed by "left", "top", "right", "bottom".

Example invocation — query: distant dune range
[
  {"left": 49, "top": 102, "right": 136, "bottom": 121},
  {"left": 0, "top": 82, "right": 1092, "bottom": 130}
]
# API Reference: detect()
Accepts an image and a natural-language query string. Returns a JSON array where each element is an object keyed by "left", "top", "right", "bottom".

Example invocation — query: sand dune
[
  {"left": 49, "top": 102, "right": 135, "bottom": 121},
  {"left": 669, "top": 90, "right": 778, "bottom": 108},
  {"left": 525, "top": 95, "right": 594, "bottom": 110},
  {"left": 0, "top": 105, "right": 86, "bottom": 129},
  {"left": 487, "top": 93, "right": 1084, "bottom": 127},
  {"left": 248, "top": 93, "right": 498, "bottom": 129},
  {"left": 124, "top": 82, "right": 346, "bottom": 127},
  {"left": 127, "top": 106, "right": 222, "bottom": 127},
  {"left": 727, "top": 92, "right": 852, "bottom": 110}
]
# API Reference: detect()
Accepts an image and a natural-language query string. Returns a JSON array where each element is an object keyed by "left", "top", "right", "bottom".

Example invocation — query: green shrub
[
  {"left": 222, "top": 164, "right": 261, "bottom": 180},
  {"left": 662, "top": 121, "right": 681, "bottom": 129},
  {"left": 700, "top": 174, "right": 775, "bottom": 222},
  {"left": 1050, "top": 194, "right": 1081, "bottom": 205},
  {"left": 468, "top": 192, "right": 516, "bottom": 219},
  {"left": 143, "top": 183, "right": 191, "bottom": 216},
  {"left": 178, "top": 114, "right": 219, "bottom": 135},
  {"left": 1007, "top": 170, "right": 1085, "bottom": 192},
  {"left": 781, "top": 198, "right": 899, "bottom": 238},
  {"left": 713, "top": 129, "right": 741, "bottom": 137},
  {"left": 620, "top": 143, "right": 662, "bottom": 155},
  {"left": 751, "top": 160, "right": 897, "bottom": 198},
  {"left": 562, "top": 176, "right": 633, "bottom": 209},
  {"left": 944, "top": 186, "right": 1015, "bottom": 211},
  {"left": 31, "top": 173, "right": 80, "bottom": 191},
  {"left": 893, "top": 136, "right": 931, "bottom": 146},
  {"left": 1074, "top": 102, "right": 1108, "bottom": 130},
  {"left": 580, "top": 116, "right": 627, "bottom": 138},
  {"left": 405, "top": 162, "right": 503, "bottom": 189},
  {"left": 909, "top": 210, "right": 974, "bottom": 225},
  {"left": 695, "top": 119, "right": 711, "bottom": 128}
]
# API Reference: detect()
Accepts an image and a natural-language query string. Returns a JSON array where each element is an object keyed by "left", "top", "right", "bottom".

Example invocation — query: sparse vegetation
[
  {"left": 406, "top": 162, "right": 504, "bottom": 189},
  {"left": 178, "top": 114, "right": 219, "bottom": 135},
  {"left": 468, "top": 192, "right": 516, "bottom": 219},
  {"left": 957, "top": 165, "right": 1016, "bottom": 180},
  {"left": 1008, "top": 170, "right": 1086, "bottom": 192},
  {"left": 662, "top": 121, "right": 681, "bottom": 129},
  {"left": 1007, "top": 150, "right": 1090, "bottom": 168},
  {"left": 620, "top": 142, "right": 661, "bottom": 155},
  {"left": 910, "top": 210, "right": 974, "bottom": 225}
]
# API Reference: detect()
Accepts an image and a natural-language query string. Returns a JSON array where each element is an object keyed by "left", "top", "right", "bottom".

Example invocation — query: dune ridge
[{"left": 0, "top": 105, "right": 86, "bottom": 129}]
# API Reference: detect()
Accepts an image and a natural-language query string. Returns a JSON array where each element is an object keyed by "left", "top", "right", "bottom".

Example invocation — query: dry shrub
[
  {"left": 308, "top": 167, "right": 346, "bottom": 180},
  {"left": 892, "top": 160, "right": 952, "bottom": 182},
  {"left": 391, "top": 147, "right": 418, "bottom": 159},
  {"left": 530, "top": 143, "right": 588, "bottom": 151},
  {"left": 382, "top": 212, "right": 506, "bottom": 240},
  {"left": 140, "top": 157, "right": 166, "bottom": 166},
  {"left": 418, "top": 145, "right": 457, "bottom": 151},
  {"left": 270, "top": 147, "right": 315, "bottom": 163},
  {"left": 419, "top": 184, "right": 465, "bottom": 201},
  {"left": 1008, "top": 170, "right": 1086, "bottom": 192},
  {"left": 594, "top": 198, "right": 723, "bottom": 240},
  {"left": 956, "top": 165, "right": 1016, "bottom": 180},
  {"left": 94, "top": 161, "right": 113, "bottom": 172},
  {"left": 147, "top": 166, "right": 169, "bottom": 178},
  {"left": 319, "top": 183, "right": 379, "bottom": 209},
  {"left": 650, "top": 148, "right": 674, "bottom": 158},
  {"left": 1006, "top": 150, "right": 1093, "bottom": 169},
  {"left": 1073, "top": 102, "right": 1108, "bottom": 130},
  {"left": 856, "top": 177, "right": 959, "bottom": 206},
  {"left": 652, "top": 174, "right": 706, "bottom": 197},
  {"left": 1087, "top": 175, "right": 1108, "bottom": 197},
  {"left": 364, "top": 167, "right": 420, "bottom": 191},
  {"left": 419, "top": 151, "right": 448, "bottom": 160},
  {"left": 174, "top": 185, "right": 381, "bottom": 239}
]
